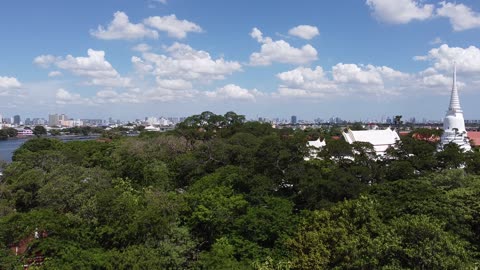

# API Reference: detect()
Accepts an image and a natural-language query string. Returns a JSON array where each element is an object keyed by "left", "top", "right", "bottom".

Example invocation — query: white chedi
[{"left": 440, "top": 63, "right": 471, "bottom": 151}]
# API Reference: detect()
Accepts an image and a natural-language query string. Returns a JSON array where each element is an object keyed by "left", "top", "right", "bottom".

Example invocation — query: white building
[
  {"left": 439, "top": 63, "right": 471, "bottom": 151},
  {"left": 144, "top": 125, "right": 160, "bottom": 131},
  {"left": 305, "top": 138, "right": 326, "bottom": 161},
  {"left": 61, "top": 119, "right": 84, "bottom": 127},
  {"left": 342, "top": 128, "right": 400, "bottom": 156},
  {"left": 16, "top": 128, "right": 34, "bottom": 136}
]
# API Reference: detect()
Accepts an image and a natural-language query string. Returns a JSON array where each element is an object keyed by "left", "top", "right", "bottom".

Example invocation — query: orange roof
[
  {"left": 468, "top": 131, "right": 480, "bottom": 146},
  {"left": 411, "top": 133, "right": 440, "bottom": 142},
  {"left": 399, "top": 131, "right": 440, "bottom": 142}
]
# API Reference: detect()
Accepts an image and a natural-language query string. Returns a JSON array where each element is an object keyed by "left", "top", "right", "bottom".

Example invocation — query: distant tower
[
  {"left": 291, "top": 115, "right": 297, "bottom": 125},
  {"left": 439, "top": 62, "right": 471, "bottom": 151},
  {"left": 48, "top": 114, "right": 59, "bottom": 127},
  {"left": 13, "top": 115, "right": 21, "bottom": 125}
]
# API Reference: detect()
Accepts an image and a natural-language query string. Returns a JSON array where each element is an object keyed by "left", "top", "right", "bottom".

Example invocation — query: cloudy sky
[{"left": 1, "top": 0, "right": 480, "bottom": 121}]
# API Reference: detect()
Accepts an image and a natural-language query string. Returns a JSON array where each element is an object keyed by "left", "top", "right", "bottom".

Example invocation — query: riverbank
[{"left": 0, "top": 134, "right": 101, "bottom": 163}]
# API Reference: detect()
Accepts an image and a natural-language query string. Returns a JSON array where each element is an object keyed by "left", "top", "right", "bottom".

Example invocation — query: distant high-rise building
[
  {"left": 167, "top": 117, "right": 179, "bottom": 124},
  {"left": 32, "top": 118, "right": 47, "bottom": 125},
  {"left": 386, "top": 117, "right": 392, "bottom": 125},
  {"left": 59, "top": 114, "right": 68, "bottom": 121},
  {"left": 81, "top": 119, "right": 104, "bottom": 126},
  {"left": 13, "top": 115, "right": 21, "bottom": 125},
  {"left": 291, "top": 115, "right": 297, "bottom": 125},
  {"left": 49, "top": 114, "right": 59, "bottom": 126}
]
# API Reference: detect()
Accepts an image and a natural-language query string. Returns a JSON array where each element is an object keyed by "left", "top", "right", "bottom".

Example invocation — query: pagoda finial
[{"left": 449, "top": 61, "right": 461, "bottom": 112}]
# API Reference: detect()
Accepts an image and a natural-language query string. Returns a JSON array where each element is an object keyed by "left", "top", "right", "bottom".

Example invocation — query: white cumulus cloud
[
  {"left": 156, "top": 78, "right": 193, "bottom": 90},
  {"left": 132, "top": 43, "right": 152, "bottom": 52},
  {"left": 205, "top": 84, "right": 262, "bottom": 101},
  {"left": 33, "top": 55, "right": 59, "bottom": 68},
  {"left": 0, "top": 76, "right": 21, "bottom": 89},
  {"left": 276, "top": 63, "right": 411, "bottom": 98},
  {"left": 94, "top": 90, "right": 140, "bottom": 104},
  {"left": 249, "top": 27, "right": 317, "bottom": 66},
  {"left": 132, "top": 56, "right": 154, "bottom": 74},
  {"left": 129, "top": 43, "right": 242, "bottom": 102},
  {"left": 429, "top": 37, "right": 443, "bottom": 45},
  {"left": 288, "top": 25, "right": 319, "bottom": 40},
  {"left": 48, "top": 71, "right": 62, "bottom": 77},
  {"left": 366, "top": 0, "right": 434, "bottom": 24},
  {"left": 137, "top": 42, "right": 242, "bottom": 81},
  {"left": 333, "top": 63, "right": 383, "bottom": 84},
  {"left": 56, "top": 88, "right": 90, "bottom": 105},
  {"left": 277, "top": 66, "right": 333, "bottom": 89},
  {"left": 144, "top": 14, "right": 202, "bottom": 39},
  {"left": 91, "top": 11, "right": 158, "bottom": 40},
  {"left": 436, "top": 1, "right": 480, "bottom": 31},
  {"left": 414, "top": 44, "right": 480, "bottom": 73},
  {"left": 35, "top": 49, "right": 132, "bottom": 88}
]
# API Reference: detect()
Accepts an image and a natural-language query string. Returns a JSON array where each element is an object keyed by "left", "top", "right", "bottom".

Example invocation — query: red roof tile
[{"left": 468, "top": 131, "right": 480, "bottom": 147}]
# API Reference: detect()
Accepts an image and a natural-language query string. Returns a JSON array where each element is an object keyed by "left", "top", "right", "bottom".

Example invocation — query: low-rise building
[
  {"left": 16, "top": 128, "right": 34, "bottom": 136},
  {"left": 305, "top": 138, "right": 326, "bottom": 161},
  {"left": 342, "top": 128, "right": 400, "bottom": 156}
]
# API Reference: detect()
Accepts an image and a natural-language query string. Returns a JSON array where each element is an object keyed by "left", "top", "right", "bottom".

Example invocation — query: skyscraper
[
  {"left": 49, "top": 114, "right": 59, "bottom": 127},
  {"left": 291, "top": 115, "right": 297, "bottom": 125},
  {"left": 13, "top": 115, "right": 21, "bottom": 125},
  {"left": 439, "top": 63, "right": 471, "bottom": 151}
]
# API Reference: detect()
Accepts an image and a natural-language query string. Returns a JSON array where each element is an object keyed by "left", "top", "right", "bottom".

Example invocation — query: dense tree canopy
[
  {"left": 1, "top": 111, "right": 480, "bottom": 269},
  {"left": 33, "top": 125, "right": 47, "bottom": 137}
]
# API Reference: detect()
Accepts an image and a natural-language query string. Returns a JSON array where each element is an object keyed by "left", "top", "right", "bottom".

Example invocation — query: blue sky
[{"left": 1, "top": 0, "right": 480, "bottom": 121}]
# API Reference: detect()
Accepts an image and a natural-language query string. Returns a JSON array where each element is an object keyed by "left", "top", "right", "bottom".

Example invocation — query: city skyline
[{"left": 1, "top": 0, "right": 480, "bottom": 120}]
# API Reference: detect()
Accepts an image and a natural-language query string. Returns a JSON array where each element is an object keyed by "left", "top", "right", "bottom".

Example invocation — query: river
[{"left": 0, "top": 135, "right": 100, "bottom": 162}]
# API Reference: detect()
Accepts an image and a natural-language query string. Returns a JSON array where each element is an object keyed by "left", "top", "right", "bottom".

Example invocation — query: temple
[
  {"left": 439, "top": 63, "right": 471, "bottom": 151},
  {"left": 304, "top": 138, "right": 326, "bottom": 160},
  {"left": 342, "top": 128, "right": 400, "bottom": 156}
]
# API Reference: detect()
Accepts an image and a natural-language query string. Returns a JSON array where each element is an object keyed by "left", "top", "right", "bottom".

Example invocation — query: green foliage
[
  {"left": 187, "top": 181, "right": 249, "bottom": 244},
  {"left": 2, "top": 112, "right": 480, "bottom": 269},
  {"left": 436, "top": 142, "right": 465, "bottom": 170},
  {"left": 288, "top": 197, "right": 475, "bottom": 269},
  {"left": 196, "top": 237, "right": 250, "bottom": 270},
  {"left": 385, "top": 160, "right": 415, "bottom": 181},
  {"left": 383, "top": 214, "right": 473, "bottom": 269},
  {"left": 5, "top": 127, "right": 18, "bottom": 138},
  {"left": 0, "top": 129, "right": 7, "bottom": 140},
  {"left": 349, "top": 122, "right": 365, "bottom": 130},
  {"left": 64, "top": 126, "right": 103, "bottom": 135},
  {"left": 49, "top": 129, "right": 61, "bottom": 136},
  {"left": 33, "top": 125, "right": 47, "bottom": 136}
]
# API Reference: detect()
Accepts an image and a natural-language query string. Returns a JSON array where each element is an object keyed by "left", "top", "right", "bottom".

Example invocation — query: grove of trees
[
  {"left": 1, "top": 111, "right": 480, "bottom": 269},
  {"left": 0, "top": 128, "right": 18, "bottom": 140}
]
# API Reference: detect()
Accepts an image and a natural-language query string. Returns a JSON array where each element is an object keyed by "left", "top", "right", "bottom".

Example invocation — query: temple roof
[
  {"left": 307, "top": 138, "right": 326, "bottom": 148},
  {"left": 467, "top": 131, "right": 480, "bottom": 147},
  {"left": 343, "top": 128, "right": 400, "bottom": 145},
  {"left": 342, "top": 128, "right": 400, "bottom": 155}
]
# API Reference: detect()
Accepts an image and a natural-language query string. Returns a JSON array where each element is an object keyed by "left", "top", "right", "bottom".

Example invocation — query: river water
[
  {"left": 0, "top": 138, "right": 28, "bottom": 162},
  {"left": 0, "top": 136, "right": 99, "bottom": 162}
]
